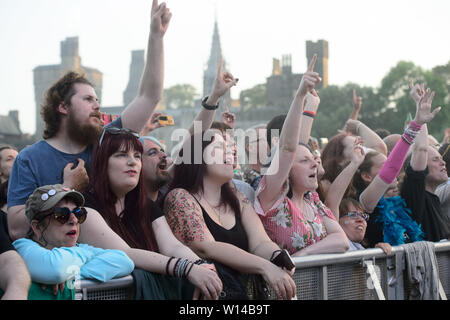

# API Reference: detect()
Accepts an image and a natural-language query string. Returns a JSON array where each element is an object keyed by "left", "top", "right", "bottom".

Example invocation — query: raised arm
[
  {"left": 259, "top": 55, "right": 321, "bottom": 212},
  {"left": 169, "top": 60, "right": 237, "bottom": 175},
  {"left": 121, "top": 0, "right": 171, "bottom": 132},
  {"left": 344, "top": 119, "right": 387, "bottom": 156},
  {"left": 299, "top": 90, "right": 320, "bottom": 144},
  {"left": 325, "top": 141, "right": 365, "bottom": 219},
  {"left": 349, "top": 89, "right": 363, "bottom": 120},
  {"left": 360, "top": 81, "right": 441, "bottom": 212}
]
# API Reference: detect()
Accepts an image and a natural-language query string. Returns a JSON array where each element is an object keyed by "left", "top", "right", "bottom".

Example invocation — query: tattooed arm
[{"left": 164, "top": 188, "right": 296, "bottom": 300}]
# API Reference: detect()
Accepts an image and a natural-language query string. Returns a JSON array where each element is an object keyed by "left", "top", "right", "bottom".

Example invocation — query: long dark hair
[
  {"left": 321, "top": 132, "right": 352, "bottom": 183},
  {"left": 168, "top": 130, "right": 241, "bottom": 218},
  {"left": 89, "top": 130, "right": 157, "bottom": 251}
]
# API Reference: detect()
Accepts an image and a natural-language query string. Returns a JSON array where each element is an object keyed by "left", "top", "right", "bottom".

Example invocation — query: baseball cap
[{"left": 25, "top": 184, "right": 85, "bottom": 221}]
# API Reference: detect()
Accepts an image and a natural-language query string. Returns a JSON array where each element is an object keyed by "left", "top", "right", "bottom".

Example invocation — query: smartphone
[{"left": 158, "top": 115, "right": 174, "bottom": 126}]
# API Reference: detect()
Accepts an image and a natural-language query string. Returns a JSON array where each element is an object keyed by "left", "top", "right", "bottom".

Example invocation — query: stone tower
[
  {"left": 306, "top": 40, "right": 328, "bottom": 89},
  {"left": 123, "top": 50, "right": 145, "bottom": 107},
  {"left": 203, "top": 20, "right": 231, "bottom": 108},
  {"left": 33, "top": 37, "right": 103, "bottom": 138}
]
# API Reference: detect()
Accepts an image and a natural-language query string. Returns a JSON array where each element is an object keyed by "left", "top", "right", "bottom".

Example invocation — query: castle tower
[
  {"left": 123, "top": 50, "right": 145, "bottom": 107},
  {"left": 203, "top": 20, "right": 231, "bottom": 108},
  {"left": 33, "top": 37, "right": 102, "bottom": 138},
  {"left": 306, "top": 40, "right": 328, "bottom": 89}
]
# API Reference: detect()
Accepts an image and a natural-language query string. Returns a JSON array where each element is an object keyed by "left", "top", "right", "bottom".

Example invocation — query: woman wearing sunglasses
[
  {"left": 338, "top": 198, "right": 391, "bottom": 254},
  {"left": 12, "top": 184, "right": 134, "bottom": 299}
]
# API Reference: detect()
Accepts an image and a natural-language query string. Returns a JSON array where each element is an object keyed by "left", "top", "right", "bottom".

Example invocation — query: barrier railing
[{"left": 75, "top": 241, "right": 450, "bottom": 300}]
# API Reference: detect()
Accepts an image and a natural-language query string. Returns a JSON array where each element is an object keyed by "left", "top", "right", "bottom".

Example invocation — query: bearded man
[{"left": 7, "top": 0, "right": 172, "bottom": 241}]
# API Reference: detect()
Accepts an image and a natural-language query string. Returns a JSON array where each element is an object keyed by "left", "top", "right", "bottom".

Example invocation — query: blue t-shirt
[{"left": 7, "top": 118, "right": 122, "bottom": 208}]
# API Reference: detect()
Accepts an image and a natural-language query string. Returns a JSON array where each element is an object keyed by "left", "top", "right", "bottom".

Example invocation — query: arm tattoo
[{"left": 164, "top": 189, "right": 207, "bottom": 245}]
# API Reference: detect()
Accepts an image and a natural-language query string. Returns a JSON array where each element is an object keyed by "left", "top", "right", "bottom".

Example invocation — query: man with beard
[{"left": 7, "top": 0, "right": 172, "bottom": 241}]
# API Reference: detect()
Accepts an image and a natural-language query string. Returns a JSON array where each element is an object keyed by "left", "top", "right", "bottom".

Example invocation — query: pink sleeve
[
  {"left": 254, "top": 176, "right": 289, "bottom": 217},
  {"left": 378, "top": 137, "right": 411, "bottom": 184}
]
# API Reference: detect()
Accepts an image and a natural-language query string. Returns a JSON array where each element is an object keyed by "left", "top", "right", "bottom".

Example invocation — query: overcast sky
[{"left": 1, "top": 0, "right": 449, "bottom": 134}]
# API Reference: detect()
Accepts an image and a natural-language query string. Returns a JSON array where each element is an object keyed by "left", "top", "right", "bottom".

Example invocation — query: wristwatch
[{"left": 201, "top": 96, "right": 219, "bottom": 110}]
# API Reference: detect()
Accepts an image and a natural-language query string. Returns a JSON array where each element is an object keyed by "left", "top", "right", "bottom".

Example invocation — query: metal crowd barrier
[{"left": 75, "top": 241, "right": 450, "bottom": 300}]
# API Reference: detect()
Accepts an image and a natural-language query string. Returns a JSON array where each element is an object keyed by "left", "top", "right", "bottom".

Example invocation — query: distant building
[
  {"left": 123, "top": 50, "right": 145, "bottom": 107},
  {"left": 266, "top": 54, "right": 302, "bottom": 112},
  {"left": 265, "top": 40, "right": 329, "bottom": 112},
  {"left": 306, "top": 40, "right": 328, "bottom": 89},
  {"left": 0, "top": 110, "right": 22, "bottom": 146},
  {"left": 203, "top": 20, "right": 232, "bottom": 108},
  {"left": 33, "top": 37, "right": 103, "bottom": 138}
]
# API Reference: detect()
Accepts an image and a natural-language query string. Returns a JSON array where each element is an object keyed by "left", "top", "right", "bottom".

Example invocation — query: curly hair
[{"left": 40, "top": 71, "right": 93, "bottom": 139}]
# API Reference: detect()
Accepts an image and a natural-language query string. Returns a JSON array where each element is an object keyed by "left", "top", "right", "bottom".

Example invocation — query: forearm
[
  {"left": 349, "top": 108, "right": 360, "bottom": 121},
  {"left": 80, "top": 250, "right": 134, "bottom": 282},
  {"left": 299, "top": 116, "right": 314, "bottom": 145},
  {"left": 357, "top": 122, "right": 387, "bottom": 155},
  {"left": 7, "top": 206, "right": 29, "bottom": 241},
  {"left": 0, "top": 251, "right": 31, "bottom": 300},
  {"left": 195, "top": 241, "right": 270, "bottom": 275},
  {"left": 325, "top": 162, "right": 359, "bottom": 218},
  {"left": 250, "top": 240, "right": 280, "bottom": 261},
  {"left": 411, "top": 124, "right": 428, "bottom": 171},
  {"left": 280, "top": 93, "right": 305, "bottom": 153},
  {"left": 161, "top": 242, "right": 200, "bottom": 261},
  {"left": 123, "top": 247, "right": 171, "bottom": 275},
  {"left": 292, "top": 232, "right": 349, "bottom": 257},
  {"left": 121, "top": 34, "right": 164, "bottom": 132}
]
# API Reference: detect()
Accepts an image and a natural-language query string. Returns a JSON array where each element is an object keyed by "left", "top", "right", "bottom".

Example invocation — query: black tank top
[{"left": 193, "top": 196, "right": 249, "bottom": 252}]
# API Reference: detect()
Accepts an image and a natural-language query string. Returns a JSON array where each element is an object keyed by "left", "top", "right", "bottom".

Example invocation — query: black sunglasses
[
  {"left": 42, "top": 207, "right": 88, "bottom": 224},
  {"left": 99, "top": 127, "right": 140, "bottom": 147}
]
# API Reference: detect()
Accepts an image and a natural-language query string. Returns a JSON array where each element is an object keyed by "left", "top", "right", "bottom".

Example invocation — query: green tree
[
  {"left": 239, "top": 83, "right": 267, "bottom": 111},
  {"left": 163, "top": 84, "right": 198, "bottom": 109}
]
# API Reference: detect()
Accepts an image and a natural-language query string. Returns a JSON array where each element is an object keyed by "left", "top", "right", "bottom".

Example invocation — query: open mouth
[
  {"left": 158, "top": 162, "right": 168, "bottom": 170},
  {"left": 308, "top": 173, "right": 316, "bottom": 179},
  {"left": 67, "top": 230, "right": 77, "bottom": 236}
]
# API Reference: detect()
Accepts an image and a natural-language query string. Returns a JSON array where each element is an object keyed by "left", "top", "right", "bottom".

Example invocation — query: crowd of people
[{"left": 1, "top": 0, "right": 449, "bottom": 300}]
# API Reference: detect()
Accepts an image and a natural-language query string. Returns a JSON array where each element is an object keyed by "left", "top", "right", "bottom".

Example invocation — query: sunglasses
[
  {"left": 343, "top": 211, "right": 369, "bottom": 222},
  {"left": 42, "top": 207, "right": 88, "bottom": 224},
  {"left": 99, "top": 127, "right": 140, "bottom": 147}
]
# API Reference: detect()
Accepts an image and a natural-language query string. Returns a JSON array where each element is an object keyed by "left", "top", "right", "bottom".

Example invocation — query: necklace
[{"left": 202, "top": 196, "right": 223, "bottom": 225}]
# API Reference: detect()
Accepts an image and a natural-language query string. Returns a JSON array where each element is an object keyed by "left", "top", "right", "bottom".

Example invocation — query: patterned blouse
[{"left": 254, "top": 176, "right": 336, "bottom": 255}]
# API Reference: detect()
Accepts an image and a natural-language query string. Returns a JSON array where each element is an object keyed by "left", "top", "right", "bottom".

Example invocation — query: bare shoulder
[{"left": 164, "top": 188, "right": 201, "bottom": 215}]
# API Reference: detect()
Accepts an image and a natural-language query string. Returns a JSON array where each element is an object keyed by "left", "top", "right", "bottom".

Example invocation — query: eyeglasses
[
  {"left": 42, "top": 207, "right": 88, "bottom": 224},
  {"left": 99, "top": 127, "right": 140, "bottom": 147},
  {"left": 343, "top": 211, "right": 369, "bottom": 222}
]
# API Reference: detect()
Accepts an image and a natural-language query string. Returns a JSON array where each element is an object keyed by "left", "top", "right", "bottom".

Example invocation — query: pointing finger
[{"left": 307, "top": 54, "right": 317, "bottom": 72}]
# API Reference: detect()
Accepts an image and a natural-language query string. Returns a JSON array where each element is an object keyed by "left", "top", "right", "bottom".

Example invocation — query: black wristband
[
  {"left": 201, "top": 96, "right": 219, "bottom": 110},
  {"left": 166, "top": 257, "right": 175, "bottom": 276}
]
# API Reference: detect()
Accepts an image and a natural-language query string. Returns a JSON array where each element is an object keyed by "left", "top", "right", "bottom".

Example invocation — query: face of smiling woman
[{"left": 339, "top": 203, "right": 367, "bottom": 243}]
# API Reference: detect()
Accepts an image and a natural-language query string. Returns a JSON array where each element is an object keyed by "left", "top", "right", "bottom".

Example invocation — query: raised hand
[
  {"left": 351, "top": 140, "right": 366, "bottom": 166},
  {"left": 297, "top": 54, "right": 321, "bottom": 97},
  {"left": 221, "top": 106, "right": 236, "bottom": 129},
  {"left": 409, "top": 79, "right": 425, "bottom": 105},
  {"left": 151, "top": 0, "right": 172, "bottom": 37},
  {"left": 140, "top": 112, "right": 164, "bottom": 135},
  {"left": 413, "top": 87, "right": 441, "bottom": 125},
  {"left": 209, "top": 59, "right": 238, "bottom": 103},
  {"left": 352, "top": 89, "right": 362, "bottom": 112},
  {"left": 303, "top": 89, "right": 320, "bottom": 113}
]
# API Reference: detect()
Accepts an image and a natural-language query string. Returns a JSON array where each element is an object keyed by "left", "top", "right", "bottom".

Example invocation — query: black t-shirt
[
  {"left": 0, "top": 210, "right": 14, "bottom": 254},
  {"left": 401, "top": 164, "right": 450, "bottom": 242}
]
